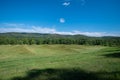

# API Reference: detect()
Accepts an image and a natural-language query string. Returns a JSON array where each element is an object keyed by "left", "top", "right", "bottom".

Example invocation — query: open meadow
[{"left": 0, "top": 45, "right": 120, "bottom": 80}]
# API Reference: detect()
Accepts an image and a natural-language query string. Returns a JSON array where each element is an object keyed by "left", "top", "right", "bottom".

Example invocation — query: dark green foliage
[
  {"left": 0, "top": 33, "right": 120, "bottom": 46},
  {"left": 12, "top": 68, "right": 120, "bottom": 80}
]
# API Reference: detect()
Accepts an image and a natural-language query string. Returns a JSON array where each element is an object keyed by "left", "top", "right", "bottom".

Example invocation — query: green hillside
[{"left": 0, "top": 45, "right": 120, "bottom": 80}]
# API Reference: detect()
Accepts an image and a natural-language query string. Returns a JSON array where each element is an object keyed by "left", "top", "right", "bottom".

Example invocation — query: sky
[{"left": 0, "top": 0, "right": 120, "bottom": 36}]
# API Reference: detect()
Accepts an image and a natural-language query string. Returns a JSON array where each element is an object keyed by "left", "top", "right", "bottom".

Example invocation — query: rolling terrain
[{"left": 0, "top": 45, "right": 120, "bottom": 80}]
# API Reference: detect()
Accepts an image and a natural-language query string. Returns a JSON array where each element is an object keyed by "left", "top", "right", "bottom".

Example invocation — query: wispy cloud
[
  {"left": 81, "top": 0, "right": 86, "bottom": 6},
  {"left": 0, "top": 27, "right": 56, "bottom": 33},
  {"left": 0, "top": 23, "right": 56, "bottom": 33},
  {"left": 60, "top": 18, "right": 65, "bottom": 23},
  {"left": 32, "top": 26, "right": 56, "bottom": 33},
  {"left": 0, "top": 23, "right": 120, "bottom": 37},
  {"left": 72, "top": 31, "right": 118, "bottom": 37},
  {"left": 3, "top": 23, "right": 25, "bottom": 27},
  {"left": 62, "top": 2, "right": 70, "bottom": 6}
]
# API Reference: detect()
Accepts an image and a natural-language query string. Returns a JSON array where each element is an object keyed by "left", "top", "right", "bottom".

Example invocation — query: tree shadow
[
  {"left": 11, "top": 68, "right": 120, "bottom": 80},
  {"left": 103, "top": 52, "right": 120, "bottom": 58}
]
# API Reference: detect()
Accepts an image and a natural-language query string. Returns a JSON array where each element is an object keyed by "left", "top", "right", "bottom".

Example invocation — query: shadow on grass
[
  {"left": 103, "top": 52, "right": 120, "bottom": 58},
  {"left": 12, "top": 68, "right": 120, "bottom": 80}
]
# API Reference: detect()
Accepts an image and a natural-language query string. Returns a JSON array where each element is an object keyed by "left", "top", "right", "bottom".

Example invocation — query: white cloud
[
  {"left": 0, "top": 27, "right": 56, "bottom": 34},
  {"left": 0, "top": 23, "right": 120, "bottom": 37},
  {"left": 72, "top": 31, "right": 106, "bottom": 37},
  {"left": 60, "top": 18, "right": 65, "bottom": 23},
  {"left": 32, "top": 26, "right": 56, "bottom": 33},
  {"left": 0, "top": 27, "right": 120, "bottom": 37},
  {"left": 62, "top": 2, "right": 70, "bottom": 6},
  {"left": 0, "top": 23, "right": 56, "bottom": 33}
]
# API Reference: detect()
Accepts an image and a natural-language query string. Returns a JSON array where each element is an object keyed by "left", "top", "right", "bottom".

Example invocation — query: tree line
[{"left": 0, "top": 33, "right": 120, "bottom": 46}]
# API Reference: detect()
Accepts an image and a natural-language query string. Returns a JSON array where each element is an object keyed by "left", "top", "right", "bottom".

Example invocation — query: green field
[{"left": 0, "top": 45, "right": 120, "bottom": 80}]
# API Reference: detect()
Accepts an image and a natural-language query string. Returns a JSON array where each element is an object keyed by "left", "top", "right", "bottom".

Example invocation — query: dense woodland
[{"left": 0, "top": 33, "right": 120, "bottom": 46}]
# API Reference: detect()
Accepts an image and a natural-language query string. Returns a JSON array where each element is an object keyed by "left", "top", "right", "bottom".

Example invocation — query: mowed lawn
[{"left": 0, "top": 45, "right": 120, "bottom": 80}]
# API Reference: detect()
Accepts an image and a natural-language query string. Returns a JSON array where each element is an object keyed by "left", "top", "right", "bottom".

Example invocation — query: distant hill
[
  {"left": 0, "top": 32, "right": 119, "bottom": 38},
  {"left": 0, "top": 32, "right": 120, "bottom": 46},
  {"left": 0, "top": 32, "right": 88, "bottom": 38}
]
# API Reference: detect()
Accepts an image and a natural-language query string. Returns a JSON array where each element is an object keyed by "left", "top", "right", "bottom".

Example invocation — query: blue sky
[{"left": 0, "top": 0, "right": 120, "bottom": 36}]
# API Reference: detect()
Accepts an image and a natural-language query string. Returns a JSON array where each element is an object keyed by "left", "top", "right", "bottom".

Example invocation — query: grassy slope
[{"left": 0, "top": 45, "right": 120, "bottom": 80}]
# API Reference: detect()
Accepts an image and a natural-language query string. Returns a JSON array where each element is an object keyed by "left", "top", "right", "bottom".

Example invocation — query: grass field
[{"left": 0, "top": 45, "right": 120, "bottom": 80}]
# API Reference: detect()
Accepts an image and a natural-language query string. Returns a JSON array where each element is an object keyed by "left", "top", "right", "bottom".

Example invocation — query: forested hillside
[{"left": 0, "top": 33, "right": 120, "bottom": 46}]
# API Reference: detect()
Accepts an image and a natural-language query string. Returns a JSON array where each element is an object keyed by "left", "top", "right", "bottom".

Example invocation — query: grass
[{"left": 0, "top": 45, "right": 120, "bottom": 80}]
